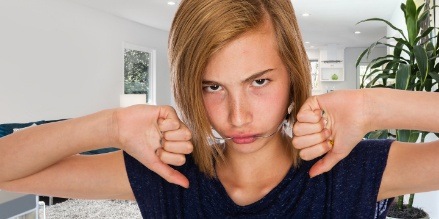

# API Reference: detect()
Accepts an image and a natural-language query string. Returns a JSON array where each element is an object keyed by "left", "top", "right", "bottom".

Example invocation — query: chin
[{"left": 226, "top": 139, "right": 268, "bottom": 154}]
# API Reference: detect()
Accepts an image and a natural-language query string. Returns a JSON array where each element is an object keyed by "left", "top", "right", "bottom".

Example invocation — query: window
[{"left": 123, "top": 43, "right": 156, "bottom": 104}]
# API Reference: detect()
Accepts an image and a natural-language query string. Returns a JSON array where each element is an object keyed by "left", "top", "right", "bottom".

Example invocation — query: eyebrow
[{"left": 202, "top": 69, "right": 274, "bottom": 84}]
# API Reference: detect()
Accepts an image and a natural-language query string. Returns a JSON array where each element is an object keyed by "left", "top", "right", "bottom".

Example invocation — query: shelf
[{"left": 320, "top": 63, "right": 344, "bottom": 81}]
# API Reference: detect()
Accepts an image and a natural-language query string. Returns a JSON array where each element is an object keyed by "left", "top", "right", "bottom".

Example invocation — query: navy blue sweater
[{"left": 124, "top": 139, "right": 394, "bottom": 218}]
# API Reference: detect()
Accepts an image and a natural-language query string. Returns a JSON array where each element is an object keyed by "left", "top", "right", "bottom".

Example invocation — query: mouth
[{"left": 229, "top": 135, "right": 258, "bottom": 144}]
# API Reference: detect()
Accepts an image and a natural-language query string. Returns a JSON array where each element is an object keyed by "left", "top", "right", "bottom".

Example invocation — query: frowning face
[{"left": 202, "top": 20, "right": 291, "bottom": 154}]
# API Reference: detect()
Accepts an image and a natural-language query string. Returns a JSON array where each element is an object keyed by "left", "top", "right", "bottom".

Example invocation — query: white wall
[{"left": 0, "top": 0, "right": 171, "bottom": 123}]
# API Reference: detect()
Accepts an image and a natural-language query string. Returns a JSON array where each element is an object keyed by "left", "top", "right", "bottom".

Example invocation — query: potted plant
[{"left": 356, "top": 0, "right": 439, "bottom": 218}]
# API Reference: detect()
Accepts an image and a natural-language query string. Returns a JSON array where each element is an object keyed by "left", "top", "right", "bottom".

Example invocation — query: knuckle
[
  {"left": 172, "top": 120, "right": 181, "bottom": 129},
  {"left": 163, "top": 105, "right": 175, "bottom": 112},
  {"left": 296, "top": 113, "right": 306, "bottom": 122},
  {"left": 162, "top": 141, "right": 170, "bottom": 151},
  {"left": 155, "top": 148, "right": 163, "bottom": 157},
  {"left": 320, "top": 132, "right": 328, "bottom": 142},
  {"left": 319, "top": 119, "right": 326, "bottom": 130}
]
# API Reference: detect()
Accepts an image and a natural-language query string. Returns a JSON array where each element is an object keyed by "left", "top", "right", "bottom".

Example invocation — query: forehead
[{"left": 203, "top": 20, "right": 281, "bottom": 80}]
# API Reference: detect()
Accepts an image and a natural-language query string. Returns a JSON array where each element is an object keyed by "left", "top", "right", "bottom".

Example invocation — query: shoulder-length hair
[{"left": 169, "top": 0, "right": 311, "bottom": 177}]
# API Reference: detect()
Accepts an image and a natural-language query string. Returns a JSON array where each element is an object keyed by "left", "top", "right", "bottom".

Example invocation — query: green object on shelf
[{"left": 331, "top": 74, "right": 339, "bottom": 80}]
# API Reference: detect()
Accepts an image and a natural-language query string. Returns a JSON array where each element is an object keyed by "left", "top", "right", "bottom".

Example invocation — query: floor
[{"left": 38, "top": 196, "right": 68, "bottom": 206}]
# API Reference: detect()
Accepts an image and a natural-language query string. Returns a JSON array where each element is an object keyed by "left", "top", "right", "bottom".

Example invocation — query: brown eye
[
  {"left": 252, "top": 79, "right": 269, "bottom": 87},
  {"left": 203, "top": 84, "right": 223, "bottom": 92}
]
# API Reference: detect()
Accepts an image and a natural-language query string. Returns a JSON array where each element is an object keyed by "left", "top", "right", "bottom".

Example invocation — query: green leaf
[
  {"left": 415, "top": 27, "right": 434, "bottom": 44},
  {"left": 429, "top": 72, "right": 439, "bottom": 82},
  {"left": 393, "top": 42, "right": 404, "bottom": 59},
  {"left": 355, "top": 40, "right": 386, "bottom": 67},
  {"left": 396, "top": 63, "right": 411, "bottom": 90},
  {"left": 392, "top": 36, "right": 413, "bottom": 50},
  {"left": 367, "top": 130, "right": 388, "bottom": 139},
  {"left": 397, "top": 129, "right": 419, "bottom": 143},
  {"left": 425, "top": 41, "right": 435, "bottom": 58},
  {"left": 421, "top": 131, "right": 429, "bottom": 143},
  {"left": 380, "top": 39, "right": 411, "bottom": 55},
  {"left": 401, "top": 3, "right": 407, "bottom": 19},
  {"left": 416, "top": 3, "right": 426, "bottom": 16},
  {"left": 425, "top": 76, "right": 433, "bottom": 91},
  {"left": 414, "top": 45, "right": 429, "bottom": 85},
  {"left": 405, "top": 0, "right": 418, "bottom": 46},
  {"left": 397, "top": 129, "right": 411, "bottom": 142},
  {"left": 356, "top": 48, "right": 369, "bottom": 68},
  {"left": 364, "top": 55, "right": 396, "bottom": 74},
  {"left": 367, "top": 73, "right": 392, "bottom": 87},
  {"left": 409, "top": 130, "right": 420, "bottom": 142},
  {"left": 436, "top": 28, "right": 439, "bottom": 51},
  {"left": 371, "top": 59, "right": 393, "bottom": 69}
]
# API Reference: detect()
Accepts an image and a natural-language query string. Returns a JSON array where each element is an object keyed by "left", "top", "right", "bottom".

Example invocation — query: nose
[{"left": 228, "top": 92, "right": 252, "bottom": 128}]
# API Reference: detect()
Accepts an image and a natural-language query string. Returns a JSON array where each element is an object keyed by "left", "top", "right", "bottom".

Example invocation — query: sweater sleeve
[
  {"left": 328, "top": 139, "right": 394, "bottom": 219},
  {"left": 123, "top": 151, "right": 166, "bottom": 218}
]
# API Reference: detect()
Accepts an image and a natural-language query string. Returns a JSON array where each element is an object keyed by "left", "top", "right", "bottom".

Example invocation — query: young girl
[{"left": 1, "top": 0, "right": 439, "bottom": 218}]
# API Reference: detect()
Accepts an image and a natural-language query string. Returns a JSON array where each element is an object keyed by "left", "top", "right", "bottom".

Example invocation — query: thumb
[
  {"left": 308, "top": 149, "right": 347, "bottom": 178},
  {"left": 147, "top": 156, "right": 189, "bottom": 188}
]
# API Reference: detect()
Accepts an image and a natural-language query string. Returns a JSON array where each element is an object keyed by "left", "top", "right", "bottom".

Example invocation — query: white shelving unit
[{"left": 320, "top": 62, "right": 344, "bottom": 81}]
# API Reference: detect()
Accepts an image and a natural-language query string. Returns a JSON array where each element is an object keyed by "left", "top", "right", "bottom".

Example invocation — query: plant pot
[{"left": 386, "top": 203, "right": 429, "bottom": 219}]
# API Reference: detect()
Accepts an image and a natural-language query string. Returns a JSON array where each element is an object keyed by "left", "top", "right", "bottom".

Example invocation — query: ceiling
[{"left": 67, "top": 0, "right": 402, "bottom": 49}]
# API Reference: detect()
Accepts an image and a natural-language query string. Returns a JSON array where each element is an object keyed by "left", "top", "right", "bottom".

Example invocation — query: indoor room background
[{"left": 0, "top": 0, "right": 438, "bottom": 217}]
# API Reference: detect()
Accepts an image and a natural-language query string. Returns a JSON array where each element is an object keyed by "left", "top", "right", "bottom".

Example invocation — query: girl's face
[{"left": 202, "top": 20, "right": 291, "bottom": 154}]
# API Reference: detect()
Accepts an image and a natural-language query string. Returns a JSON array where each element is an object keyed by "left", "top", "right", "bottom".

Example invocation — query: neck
[
  {"left": 217, "top": 133, "right": 293, "bottom": 185},
  {"left": 215, "top": 133, "right": 293, "bottom": 206}
]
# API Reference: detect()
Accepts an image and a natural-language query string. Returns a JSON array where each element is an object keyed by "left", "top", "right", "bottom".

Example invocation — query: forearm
[
  {"left": 0, "top": 109, "right": 117, "bottom": 183},
  {"left": 366, "top": 88, "right": 439, "bottom": 133}
]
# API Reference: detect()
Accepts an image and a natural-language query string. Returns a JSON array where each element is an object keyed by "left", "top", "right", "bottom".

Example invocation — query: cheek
[
  {"left": 258, "top": 85, "right": 290, "bottom": 118},
  {"left": 202, "top": 94, "right": 223, "bottom": 123}
]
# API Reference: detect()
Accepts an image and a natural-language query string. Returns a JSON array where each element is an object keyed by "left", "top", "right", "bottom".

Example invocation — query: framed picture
[{"left": 123, "top": 42, "right": 156, "bottom": 104}]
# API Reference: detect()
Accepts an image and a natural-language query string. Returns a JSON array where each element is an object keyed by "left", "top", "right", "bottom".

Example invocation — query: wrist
[{"left": 107, "top": 108, "right": 123, "bottom": 149}]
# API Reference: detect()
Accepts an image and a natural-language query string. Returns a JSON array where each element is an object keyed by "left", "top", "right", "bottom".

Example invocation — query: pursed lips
[{"left": 229, "top": 134, "right": 258, "bottom": 144}]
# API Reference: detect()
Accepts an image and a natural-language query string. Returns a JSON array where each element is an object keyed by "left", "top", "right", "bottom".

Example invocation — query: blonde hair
[{"left": 169, "top": 0, "right": 311, "bottom": 177}]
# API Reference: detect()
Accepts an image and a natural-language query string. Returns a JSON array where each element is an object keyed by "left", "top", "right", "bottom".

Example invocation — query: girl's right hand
[{"left": 111, "top": 105, "right": 193, "bottom": 188}]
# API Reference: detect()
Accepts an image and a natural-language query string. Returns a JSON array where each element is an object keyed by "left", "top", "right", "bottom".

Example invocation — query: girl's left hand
[{"left": 292, "top": 90, "right": 371, "bottom": 177}]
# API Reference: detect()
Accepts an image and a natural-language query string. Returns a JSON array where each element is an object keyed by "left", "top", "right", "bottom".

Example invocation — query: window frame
[{"left": 123, "top": 42, "right": 157, "bottom": 105}]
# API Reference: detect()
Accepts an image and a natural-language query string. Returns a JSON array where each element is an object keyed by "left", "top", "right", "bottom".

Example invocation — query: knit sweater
[{"left": 124, "top": 139, "right": 394, "bottom": 218}]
